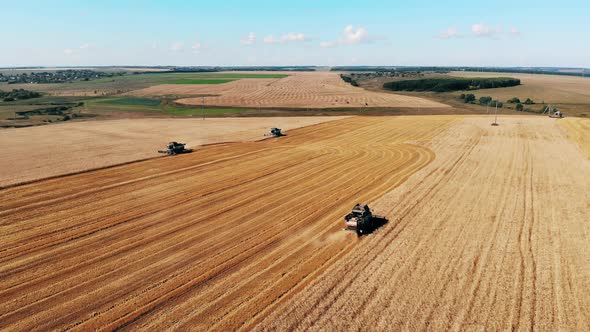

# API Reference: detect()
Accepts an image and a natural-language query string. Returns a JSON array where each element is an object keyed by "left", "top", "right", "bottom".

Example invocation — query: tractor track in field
[
  {"left": 0, "top": 116, "right": 454, "bottom": 331},
  {"left": 0, "top": 116, "right": 349, "bottom": 188},
  {"left": 131, "top": 72, "right": 448, "bottom": 109},
  {"left": 3, "top": 115, "right": 588, "bottom": 331},
  {"left": 256, "top": 116, "right": 590, "bottom": 331}
]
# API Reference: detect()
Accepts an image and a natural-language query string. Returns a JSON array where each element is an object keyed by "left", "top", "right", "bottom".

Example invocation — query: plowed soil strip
[{"left": 0, "top": 116, "right": 455, "bottom": 331}]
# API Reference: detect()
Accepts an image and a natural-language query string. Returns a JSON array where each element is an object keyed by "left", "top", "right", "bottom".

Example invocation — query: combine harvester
[
  {"left": 158, "top": 142, "right": 192, "bottom": 155},
  {"left": 344, "top": 203, "right": 387, "bottom": 235},
  {"left": 549, "top": 109, "right": 564, "bottom": 118},
  {"left": 265, "top": 127, "right": 284, "bottom": 137},
  {"left": 544, "top": 105, "right": 564, "bottom": 118}
]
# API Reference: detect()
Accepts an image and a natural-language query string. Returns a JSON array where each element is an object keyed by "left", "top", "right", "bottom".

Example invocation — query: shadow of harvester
[{"left": 357, "top": 216, "right": 389, "bottom": 237}]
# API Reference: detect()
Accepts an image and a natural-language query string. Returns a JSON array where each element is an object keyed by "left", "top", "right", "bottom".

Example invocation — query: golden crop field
[
  {"left": 559, "top": 117, "right": 590, "bottom": 158},
  {"left": 256, "top": 116, "right": 590, "bottom": 331},
  {"left": 131, "top": 72, "right": 449, "bottom": 109},
  {"left": 4, "top": 1, "right": 590, "bottom": 331},
  {"left": 0, "top": 116, "right": 454, "bottom": 331},
  {"left": 0, "top": 116, "right": 347, "bottom": 187},
  {"left": 1, "top": 115, "right": 589, "bottom": 331},
  {"left": 449, "top": 71, "right": 590, "bottom": 116}
]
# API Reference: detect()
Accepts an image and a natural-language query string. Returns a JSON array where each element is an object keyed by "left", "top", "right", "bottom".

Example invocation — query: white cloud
[
  {"left": 471, "top": 23, "right": 502, "bottom": 37},
  {"left": 167, "top": 39, "right": 206, "bottom": 53},
  {"left": 63, "top": 43, "right": 93, "bottom": 55},
  {"left": 264, "top": 32, "right": 307, "bottom": 45},
  {"left": 472, "top": 23, "right": 491, "bottom": 36},
  {"left": 341, "top": 25, "right": 369, "bottom": 44},
  {"left": 470, "top": 23, "right": 521, "bottom": 38},
  {"left": 510, "top": 27, "right": 521, "bottom": 36},
  {"left": 191, "top": 42, "right": 204, "bottom": 54},
  {"left": 319, "top": 41, "right": 338, "bottom": 48},
  {"left": 320, "top": 25, "right": 373, "bottom": 48},
  {"left": 263, "top": 35, "right": 281, "bottom": 44},
  {"left": 439, "top": 26, "right": 460, "bottom": 39},
  {"left": 282, "top": 32, "right": 306, "bottom": 42},
  {"left": 241, "top": 32, "right": 256, "bottom": 45},
  {"left": 170, "top": 42, "right": 184, "bottom": 52}
]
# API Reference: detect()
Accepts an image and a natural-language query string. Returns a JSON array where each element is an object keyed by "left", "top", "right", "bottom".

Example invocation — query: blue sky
[{"left": 2, "top": 0, "right": 589, "bottom": 67}]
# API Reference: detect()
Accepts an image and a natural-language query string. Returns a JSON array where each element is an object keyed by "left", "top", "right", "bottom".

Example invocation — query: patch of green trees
[
  {"left": 459, "top": 93, "right": 476, "bottom": 103},
  {"left": 459, "top": 93, "right": 504, "bottom": 108},
  {"left": 479, "top": 96, "right": 492, "bottom": 105},
  {"left": 490, "top": 100, "right": 503, "bottom": 107},
  {"left": 383, "top": 77, "right": 520, "bottom": 92},
  {"left": 0, "top": 89, "right": 42, "bottom": 102},
  {"left": 340, "top": 74, "right": 359, "bottom": 86},
  {"left": 508, "top": 96, "right": 535, "bottom": 106},
  {"left": 0, "top": 70, "right": 125, "bottom": 84}
]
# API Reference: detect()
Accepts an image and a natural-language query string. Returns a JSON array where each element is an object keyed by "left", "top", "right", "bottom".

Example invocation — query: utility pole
[
  {"left": 492, "top": 102, "right": 499, "bottom": 126},
  {"left": 495, "top": 103, "right": 498, "bottom": 124}
]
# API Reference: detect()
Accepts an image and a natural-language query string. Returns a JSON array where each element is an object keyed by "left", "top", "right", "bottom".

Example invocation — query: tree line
[
  {"left": 0, "top": 89, "right": 42, "bottom": 102},
  {"left": 330, "top": 66, "right": 589, "bottom": 78},
  {"left": 0, "top": 70, "right": 124, "bottom": 84},
  {"left": 383, "top": 77, "right": 521, "bottom": 92},
  {"left": 340, "top": 74, "right": 359, "bottom": 86},
  {"left": 460, "top": 93, "right": 540, "bottom": 112}
]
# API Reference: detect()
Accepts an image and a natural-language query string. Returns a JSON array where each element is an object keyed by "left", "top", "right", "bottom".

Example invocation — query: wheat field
[
  {"left": 130, "top": 72, "right": 448, "bottom": 109},
  {"left": 2, "top": 115, "right": 589, "bottom": 331}
]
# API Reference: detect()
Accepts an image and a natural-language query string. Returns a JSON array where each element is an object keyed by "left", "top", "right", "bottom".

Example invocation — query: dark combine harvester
[
  {"left": 344, "top": 203, "right": 386, "bottom": 235},
  {"left": 158, "top": 142, "right": 192, "bottom": 155},
  {"left": 265, "top": 127, "right": 284, "bottom": 137}
]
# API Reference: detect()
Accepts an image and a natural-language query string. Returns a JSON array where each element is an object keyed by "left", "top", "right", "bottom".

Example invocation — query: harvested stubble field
[
  {"left": 3, "top": 72, "right": 286, "bottom": 97},
  {"left": 131, "top": 72, "right": 449, "bottom": 109},
  {"left": 449, "top": 71, "right": 590, "bottom": 116},
  {"left": 0, "top": 116, "right": 346, "bottom": 187},
  {"left": 449, "top": 71, "right": 590, "bottom": 103},
  {"left": 256, "top": 116, "right": 590, "bottom": 331},
  {"left": 1, "top": 115, "right": 589, "bottom": 331},
  {"left": 0, "top": 116, "right": 454, "bottom": 331}
]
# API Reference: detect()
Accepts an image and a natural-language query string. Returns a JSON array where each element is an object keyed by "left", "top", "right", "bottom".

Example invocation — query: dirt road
[
  {"left": 0, "top": 116, "right": 347, "bottom": 187},
  {"left": 256, "top": 116, "right": 590, "bottom": 331},
  {"left": 0, "top": 116, "right": 455, "bottom": 331}
]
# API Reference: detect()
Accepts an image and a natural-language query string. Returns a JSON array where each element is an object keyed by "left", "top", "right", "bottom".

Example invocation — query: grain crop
[
  {"left": 0, "top": 116, "right": 454, "bottom": 331},
  {"left": 255, "top": 116, "right": 590, "bottom": 331},
  {"left": 0, "top": 116, "right": 347, "bottom": 187},
  {"left": 130, "top": 72, "right": 448, "bottom": 109}
]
